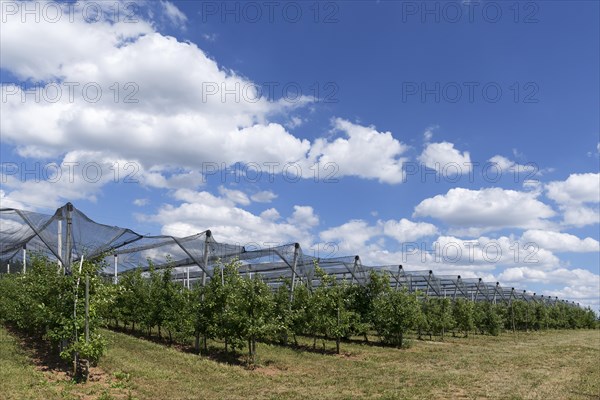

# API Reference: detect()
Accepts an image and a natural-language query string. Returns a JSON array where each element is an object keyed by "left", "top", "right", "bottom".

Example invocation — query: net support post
[
  {"left": 201, "top": 230, "right": 211, "bottom": 287},
  {"left": 65, "top": 203, "right": 73, "bottom": 274},
  {"left": 289, "top": 243, "right": 300, "bottom": 302},
  {"left": 113, "top": 253, "right": 118, "bottom": 284},
  {"left": 22, "top": 245, "right": 26, "bottom": 273},
  {"left": 57, "top": 219, "right": 63, "bottom": 272}
]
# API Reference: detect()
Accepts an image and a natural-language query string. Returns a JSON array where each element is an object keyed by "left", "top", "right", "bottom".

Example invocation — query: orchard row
[{"left": 0, "top": 256, "right": 596, "bottom": 370}]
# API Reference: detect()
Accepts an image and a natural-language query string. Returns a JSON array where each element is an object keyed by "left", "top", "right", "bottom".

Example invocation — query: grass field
[{"left": 1, "top": 327, "right": 598, "bottom": 400}]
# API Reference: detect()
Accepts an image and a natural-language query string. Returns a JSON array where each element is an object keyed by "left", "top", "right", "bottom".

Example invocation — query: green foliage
[
  {"left": 209, "top": 260, "right": 246, "bottom": 351},
  {"left": 425, "top": 298, "right": 455, "bottom": 340},
  {"left": 452, "top": 298, "right": 474, "bottom": 337},
  {"left": 345, "top": 270, "right": 390, "bottom": 340},
  {"left": 271, "top": 281, "right": 293, "bottom": 344},
  {"left": 309, "top": 265, "right": 359, "bottom": 353},
  {"left": 533, "top": 301, "right": 550, "bottom": 330},
  {"left": 474, "top": 302, "right": 504, "bottom": 336},
  {"left": 238, "top": 273, "right": 274, "bottom": 362},
  {"left": 289, "top": 281, "right": 312, "bottom": 344},
  {"left": 509, "top": 300, "right": 535, "bottom": 331},
  {"left": 0, "top": 255, "right": 112, "bottom": 369},
  {"left": 86, "top": 260, "right": 600, "bottom": 364},
  {"left": 117, "top": 268, "right": 147, "bottom": 331},
  {"left": 190, "top": 281, "right": 216, "bottom": 352},
  {"left": 372, "top": 289, "right": 420, "bottom": 348}
]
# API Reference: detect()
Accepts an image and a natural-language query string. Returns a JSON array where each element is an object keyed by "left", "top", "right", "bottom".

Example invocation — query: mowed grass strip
[
  {"left": 2, "top": 326, "right": 599, "bottom": 399},
  {"left": 0, "top": 326, "right": 134, "bottom": 400},
  {"left": 0, "top": 326, "right": 58, "bottom": 399},
  {"left": 99, "top": 329, "right": 600, "bottom": 400}
]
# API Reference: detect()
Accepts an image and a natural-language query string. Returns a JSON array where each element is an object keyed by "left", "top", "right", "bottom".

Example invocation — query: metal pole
[
  {"left": 510, "top": 288, "right": 516, "bottom": 333},
  {"left": 474, "top": 278, "right": 482, "bottom": 301},
  {"left": 65, "top": 203, "right": 73, "bottom": 274},
  {"left": 7, "top": 263, "right": 10, "bottom": 274},
  {"left": 395, "top": 265, "right": 402, "bottom": 291},
  {"left": 426, "top": 271, "right": 432, "bottom": 297},
  {"left": 454, "top": 275, "right": 459, "bottom": 299},
  {"left": 73, "top": 255, "right": 84, "bottom": 375},
  {"left": 202, "top": 231, "right": 211, "bottom": 287},
  {"left": 186, "top": 267, "right": 190, "bottom": 289},
  {"left": 57, "top": 220, "right": 62, "bottom": 272},
  {"left": 114, "top": 254, "right": 118, "bottom": 284},
  {"left": 351, "top": 256, "right": 359, "bottom": 285},
  {"left": 22, "top": 245, "right": 26, "bottom": 273},
  {"left": 290, "top": 243, "right": 300, "bottom": 301}
]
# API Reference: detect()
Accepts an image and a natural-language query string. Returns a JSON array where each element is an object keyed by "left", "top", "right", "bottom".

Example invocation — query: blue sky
[{"left": 1, "top": 0, "right": 599, "bottom": 308}]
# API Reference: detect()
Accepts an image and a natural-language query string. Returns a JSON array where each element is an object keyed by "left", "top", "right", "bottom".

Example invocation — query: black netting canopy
[{"left": 0, "top": 203, "right": 578, "bottom": 307}]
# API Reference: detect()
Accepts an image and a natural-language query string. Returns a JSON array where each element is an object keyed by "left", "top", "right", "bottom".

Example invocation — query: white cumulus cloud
[
  {"left": 418, "top": 141, "right": 472, "bottom": 175},
  {"left": 413, "top": 187, "right": 556, "bottom": 234}
]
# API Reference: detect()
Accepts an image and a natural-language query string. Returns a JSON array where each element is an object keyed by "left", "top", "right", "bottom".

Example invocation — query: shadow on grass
[
  {"left": 108, "top": 325, "right": 246, "bottom": 366},
  {"left": 107, "top": 325, "right": 457, "bottom": 365},
  {"left": 4, "top": 325, "right": 72, "bottom": 377}
]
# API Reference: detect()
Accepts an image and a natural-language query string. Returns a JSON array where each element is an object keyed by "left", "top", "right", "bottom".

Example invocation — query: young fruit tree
[{"left": 372, "top": 288, "right": 420, "bottom": 348}]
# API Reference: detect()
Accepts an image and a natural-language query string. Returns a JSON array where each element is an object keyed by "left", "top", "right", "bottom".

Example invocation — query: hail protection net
[{"left": 0, "top": 203, "right": 578, "bottom": 307}]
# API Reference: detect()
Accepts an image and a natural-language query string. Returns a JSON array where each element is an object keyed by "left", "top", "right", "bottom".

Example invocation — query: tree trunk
[
  {"left": 248, "top": 338, "right": 253, "bottom": 362},
  {"left": 399, "top": 332, "right": 404, "bottom": 348},
  {"left": 249, "top": 337, "right": 257, "bottom": 365},
  {"left": 203, "top": 336, "right": 208, "bottom": 353},
  {"left": 195, "top": 332, "right": 200, "bottom": 354},
  {"left": 336, "top": 337, "right": 340, "bottom": 354}
]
